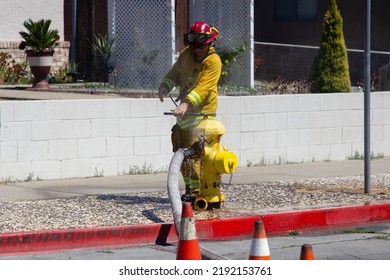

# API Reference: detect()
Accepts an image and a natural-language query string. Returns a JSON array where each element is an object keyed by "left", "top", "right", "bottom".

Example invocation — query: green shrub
[
  {"left": 91, "top": 34, "right": 116, "bottom": 55},
  {"left": 0, "top": 52, "right": 31, "bottom": 84},
  {"left": 309, "top": 0, "right": 351, "bottom": 93},
  {"left": 217, "top": 42, "right": 249, "bottom": 85}
]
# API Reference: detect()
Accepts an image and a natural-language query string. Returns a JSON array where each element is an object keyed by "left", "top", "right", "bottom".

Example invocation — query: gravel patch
[{"left": 1, "top": 174, "right": 390, "bottom": 233}]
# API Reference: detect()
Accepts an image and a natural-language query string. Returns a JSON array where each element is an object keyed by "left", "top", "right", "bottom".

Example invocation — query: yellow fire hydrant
[{"left": 192, "top": 119, "right": 238, "bottom": 210}]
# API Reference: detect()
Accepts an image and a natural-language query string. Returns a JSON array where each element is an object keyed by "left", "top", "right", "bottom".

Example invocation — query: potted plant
[
  {"left": 91, "top": 33, "right": 116, "bottom": 74},
  {"left": 66, "top": 61, "right": 79, "bottom": 83},
  {"left": 19, "top": 18, "right": 60, "bottom": 89}
]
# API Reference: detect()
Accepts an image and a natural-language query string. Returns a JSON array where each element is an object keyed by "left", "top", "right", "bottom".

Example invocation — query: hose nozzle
[{"left": 181, "top": 137, "right": 205, "bottom": 160}]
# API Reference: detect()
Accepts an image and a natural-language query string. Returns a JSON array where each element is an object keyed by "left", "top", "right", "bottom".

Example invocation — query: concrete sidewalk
[{"left": 1, "top": 157, "right": 390, "bottom": 202}]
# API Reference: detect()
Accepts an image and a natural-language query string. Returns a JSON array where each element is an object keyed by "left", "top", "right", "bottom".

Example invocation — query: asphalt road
[{"left": 2, "top": 222, "right": 389, "bottom": 260}]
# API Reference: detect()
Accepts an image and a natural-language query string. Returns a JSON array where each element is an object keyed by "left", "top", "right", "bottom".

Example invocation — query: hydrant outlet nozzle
[
  {"left": 194, "top": 197, "right": 208, "bottom": 211},
  {"left": 215, "top": 151, "right": 238, "bottom": 174}
]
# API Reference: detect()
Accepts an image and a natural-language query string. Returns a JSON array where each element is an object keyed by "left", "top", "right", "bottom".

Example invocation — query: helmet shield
[
  {"left": 186, "top": 33, "right": 211, "bottom": 44},
  {"left": 185, "top": 21, "right": 218, "bottom": 46}
]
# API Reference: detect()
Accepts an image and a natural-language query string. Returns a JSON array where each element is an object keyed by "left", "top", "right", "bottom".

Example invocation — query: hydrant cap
[
  {"left": 215, "top": 151, "right": 238, "bottom": 174},
  {"left": 195, "top": 119, "right": 226, "bottom": 139}
]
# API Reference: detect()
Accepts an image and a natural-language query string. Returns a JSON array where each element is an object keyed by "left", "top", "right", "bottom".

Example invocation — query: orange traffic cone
[
  {"left": 300, "top": 244, "right": 315, "bottom": 260},
  {"left": 248, "top": 220, "right": 271, "bottom": 260},
  {"left": 176, "top": 202, "right": 202, "bottom": 260}
]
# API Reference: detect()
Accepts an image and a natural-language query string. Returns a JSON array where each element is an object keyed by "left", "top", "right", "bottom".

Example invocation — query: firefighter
[{"left": 158, "top": 20, "right": 222, "bottom": 199}]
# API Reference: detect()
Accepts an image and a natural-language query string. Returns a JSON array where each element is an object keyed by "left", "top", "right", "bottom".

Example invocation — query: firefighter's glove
[{"left": 158, "top": 86, "right": 169, "bottom": 102}]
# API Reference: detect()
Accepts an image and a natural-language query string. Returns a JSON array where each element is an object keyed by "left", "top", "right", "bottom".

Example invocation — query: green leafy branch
[{"left": 217, "top": 42, "right": 249, "bottom": 84}]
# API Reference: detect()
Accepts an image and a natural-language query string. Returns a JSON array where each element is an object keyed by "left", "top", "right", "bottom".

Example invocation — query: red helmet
[{"left": 185, "top": 21, "right": 218, "bottom": 46}]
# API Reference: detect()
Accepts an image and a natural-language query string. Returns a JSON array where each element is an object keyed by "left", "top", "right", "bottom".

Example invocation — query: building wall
[
  {"left": 63, "top": 0, "right": 108, "bottom": 81},
  {"left": 0, "top": 0, "right": 64, "bottom": 41},
  {"left": 254, "top": 0, "right": 390, "bottom": 84},
  {"left": 0, "top": 43, "right": 70, "bottom": 75},
  {"left": 0, "top": 93, "right": 389, "bottom": 181},
  {"left": 254, "top": 43, "right": 390, "bottom": 84},
  {"left": 254, "top": 0, "right": 390, "bottom": 51},
  {"left": 0, "top": 0, "right": 68, "bottom": 73}
]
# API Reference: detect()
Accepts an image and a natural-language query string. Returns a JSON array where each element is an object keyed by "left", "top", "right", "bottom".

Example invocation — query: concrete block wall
[
  {"left": 218, "top": 92, "right": 390, "bottom": 166},
  {"left": 0, "top": 99, "right": 176, "bottom": 181},
  {"left": 0, "top": 92, "right": 389, "bottom": 181}
]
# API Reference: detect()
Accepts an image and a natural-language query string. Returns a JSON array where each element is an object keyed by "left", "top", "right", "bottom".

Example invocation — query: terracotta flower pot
[{"left": 26, "top": 49, "right": 54, "bottom": 89}]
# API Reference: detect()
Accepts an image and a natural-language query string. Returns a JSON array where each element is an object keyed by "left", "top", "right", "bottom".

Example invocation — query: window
[{"left": 274, "top": 0, "right": 317, "bottom": 21}]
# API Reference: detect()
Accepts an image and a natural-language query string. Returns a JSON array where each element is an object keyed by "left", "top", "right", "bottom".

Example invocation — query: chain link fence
[
  {"left": 108, "top": 0, "right": 175, "bottom": 89},
  {"left": 108, "top": 0, "right": 253, "bottom": 89},
  {"left": 189, "top": 0, "right": 254, "bottom": 87}
]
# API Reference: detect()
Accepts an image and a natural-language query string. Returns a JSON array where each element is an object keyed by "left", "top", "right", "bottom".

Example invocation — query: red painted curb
[
  {"left": 1, "top": 202, "right": 390, "bottom": 256},
  {"left": 261, "top": 202, "right": 390, "bottom": 234}
]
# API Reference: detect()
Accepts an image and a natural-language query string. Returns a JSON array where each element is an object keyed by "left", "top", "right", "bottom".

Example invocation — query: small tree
[{"left": 309, "top": 0, "right": 351, "bottom": 93}]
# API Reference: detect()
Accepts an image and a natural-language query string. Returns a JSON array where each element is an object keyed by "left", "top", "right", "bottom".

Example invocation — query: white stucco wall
[{"left": 0, "top": 0, "right": 64, "bottom": 41}]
